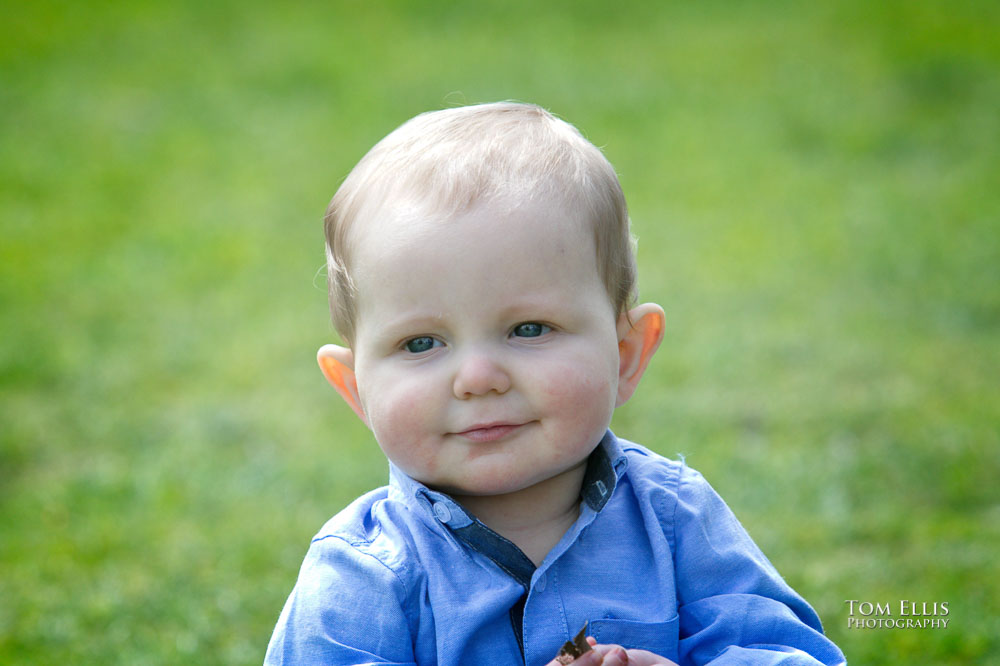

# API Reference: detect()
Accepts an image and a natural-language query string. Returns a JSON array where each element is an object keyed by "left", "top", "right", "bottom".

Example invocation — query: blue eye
[
  {"left": 404, "top": 336, "right": 439, "bottom": 353},
  {"left": 512, "top": 323, "right": 550, "bottom": 338}
]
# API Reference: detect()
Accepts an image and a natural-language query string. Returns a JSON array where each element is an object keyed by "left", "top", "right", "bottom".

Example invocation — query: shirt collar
[
  {"left": 387, "top": 429, "right": 628, "bottom": 520},
  {"left": 581, "top": 429, "right": 628, "bottom": 511},
  {"left": 388, "top": 463, "right": 472, "bottom": 530}
]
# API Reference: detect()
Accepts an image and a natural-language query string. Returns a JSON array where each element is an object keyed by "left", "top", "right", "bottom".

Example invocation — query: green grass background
[{"left": 2, "top": 0, "right": 998, "bottom": 663}]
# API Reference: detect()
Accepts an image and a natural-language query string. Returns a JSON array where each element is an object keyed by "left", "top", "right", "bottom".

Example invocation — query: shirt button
[
  {"left": 432, "top": 502, "right": 452, "bottom": 523},
  {"left": 535, "top": 573, "right": 547, "bottom": 592}
]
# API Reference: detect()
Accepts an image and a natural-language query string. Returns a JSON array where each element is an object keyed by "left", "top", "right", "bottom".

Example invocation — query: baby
[{"left": 265, "top": 103, "right": 845, "bottom": 665}]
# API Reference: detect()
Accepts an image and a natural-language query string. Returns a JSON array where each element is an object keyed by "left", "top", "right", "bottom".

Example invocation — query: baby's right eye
[{"left": 404, "top": 336, "right": 441, "bottom": 354}]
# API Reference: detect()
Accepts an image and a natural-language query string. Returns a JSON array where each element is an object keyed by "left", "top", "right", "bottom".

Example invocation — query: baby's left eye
[{"left": 512, "top": 322, "right": 551, "bottom": 338}]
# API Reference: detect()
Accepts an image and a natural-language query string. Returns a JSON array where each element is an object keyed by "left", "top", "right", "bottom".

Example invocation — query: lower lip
[{"left": 455, "top": 424, "right": 524, "bottom": 443}]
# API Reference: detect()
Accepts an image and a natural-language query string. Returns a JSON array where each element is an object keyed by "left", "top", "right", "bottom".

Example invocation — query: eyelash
[
  {"left": 400, "top": 322, "right": 552, "bottom": 354},
  {"left": 403, "top": 336, "right": 442, "bottom": 354},
  {"left": 511, "top": 322, "right": 552, "bottom": 338}
]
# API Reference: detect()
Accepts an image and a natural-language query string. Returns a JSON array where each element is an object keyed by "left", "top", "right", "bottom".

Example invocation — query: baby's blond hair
[{"left": 324, "top": 102, "right": 637, "bottom": 343}]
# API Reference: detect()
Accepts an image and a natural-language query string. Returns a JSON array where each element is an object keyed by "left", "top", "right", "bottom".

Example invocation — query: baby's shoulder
[
  {"left": 278, "top": 489, "right": 425, "bottom": 647},
  {"left": 616, "top": 437, "right": 687, "bottom": 489},
  {"left": 306, "top": 487, "right": 426, "bottom": 590},
  {"left": 313, "top": 486, "right": 392, "bottom": 545},
  {"left": 615, "top": 435, "right": 720, "bottom": 510}
]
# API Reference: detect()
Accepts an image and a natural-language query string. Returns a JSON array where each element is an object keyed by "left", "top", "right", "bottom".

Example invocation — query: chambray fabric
[{"left": 265, "top": 431, "right": 845, "bottom": 665}]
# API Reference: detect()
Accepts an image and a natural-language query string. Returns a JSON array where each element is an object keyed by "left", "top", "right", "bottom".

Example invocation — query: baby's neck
[{"left": 451, "top": 461, "right": 587, "bottom": 567}]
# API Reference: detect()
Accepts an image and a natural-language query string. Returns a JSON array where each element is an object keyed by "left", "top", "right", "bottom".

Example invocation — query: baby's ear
[
  {"left": 317, "top": 344, "right": 368, "bottom": 426},
  {"left": 615, "top": 303, "right": 665, "bottom": 407}
]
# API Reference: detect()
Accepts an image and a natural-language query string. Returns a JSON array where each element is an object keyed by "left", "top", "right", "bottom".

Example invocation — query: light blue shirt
[{"left": 265, "top": 431, "right": 844, "bottom": 665}]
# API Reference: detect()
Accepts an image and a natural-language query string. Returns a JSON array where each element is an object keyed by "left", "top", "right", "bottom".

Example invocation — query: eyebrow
[
  {"left": 495, "top": 293, "right": 578, "bottom": 319},
  {"left": 368, "top": 312, "right": 449, "bottom": 340}
]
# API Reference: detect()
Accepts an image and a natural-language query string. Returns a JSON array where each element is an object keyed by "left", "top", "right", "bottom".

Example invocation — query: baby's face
[{"left": 347, "top": 198, "right": 622, "bottom": 498}]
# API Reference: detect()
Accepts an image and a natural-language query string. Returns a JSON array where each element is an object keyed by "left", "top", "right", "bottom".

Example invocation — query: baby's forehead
[
  {"left": 349, "top": 193, "right": 595, "bottom": 258},
  {"left": 348, "top": 196, "right": 605, "bottom": 300}
]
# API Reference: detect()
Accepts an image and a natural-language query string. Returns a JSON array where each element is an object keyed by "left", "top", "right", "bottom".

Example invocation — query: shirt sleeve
[
  {"left": 671, "top": 466, "right": 845, "bottom": 665},
  {"left": 264, "top": 533, "right": 418, "bottom": 666}
]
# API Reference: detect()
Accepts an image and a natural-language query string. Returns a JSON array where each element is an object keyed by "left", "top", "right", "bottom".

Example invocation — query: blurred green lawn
[{"left": 2, "top": 0, "right": 998, "bottom": 663}]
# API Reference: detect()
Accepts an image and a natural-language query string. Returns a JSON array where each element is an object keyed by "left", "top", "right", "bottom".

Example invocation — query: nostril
[{"left": 452, "top": 355, "right": 511, "bottom": 398}]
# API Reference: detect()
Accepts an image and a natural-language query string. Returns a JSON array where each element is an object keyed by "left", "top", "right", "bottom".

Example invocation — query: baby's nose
[{"left": 452, "top": 351, "right": 511, "bottom": 398}]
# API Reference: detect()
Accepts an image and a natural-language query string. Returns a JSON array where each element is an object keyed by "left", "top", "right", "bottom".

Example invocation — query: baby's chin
[
  {"left": 421, "top": 476, "right": 534, "bottom": 499},
  {"left": 424, "top": 463, "right": 587, "bottom": 502},
  {"left": 417, "top": 469, "right": 549, "bottom": 500}
]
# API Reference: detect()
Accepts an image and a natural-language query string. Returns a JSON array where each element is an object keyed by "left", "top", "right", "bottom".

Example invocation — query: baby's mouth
[{"left": 453, "top": 422, "right": 527, "bottom": 443}]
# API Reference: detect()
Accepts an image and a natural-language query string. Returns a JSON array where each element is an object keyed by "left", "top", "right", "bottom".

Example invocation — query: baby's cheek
[
  {"left": 369, "top": 386, "right": 435, "bottom": 464},
  {"left": 542, "top": 362, "right": 616, "bottom": 421}
]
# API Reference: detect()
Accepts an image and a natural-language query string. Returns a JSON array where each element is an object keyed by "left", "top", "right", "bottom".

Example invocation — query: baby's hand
[{"left": 544, "top": 637, "right": 678, "bottom": 666}]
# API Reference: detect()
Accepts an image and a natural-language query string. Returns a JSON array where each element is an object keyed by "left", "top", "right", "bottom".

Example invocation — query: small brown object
[{"left": 555, "top": 622, "right": 592, "bottom": 664}]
